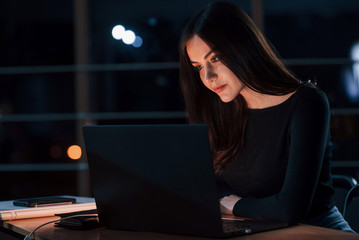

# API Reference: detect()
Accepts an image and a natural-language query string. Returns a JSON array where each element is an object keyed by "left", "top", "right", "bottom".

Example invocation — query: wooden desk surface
[{"left": 1, "top": 216, "right": 358, "bottom": 240}]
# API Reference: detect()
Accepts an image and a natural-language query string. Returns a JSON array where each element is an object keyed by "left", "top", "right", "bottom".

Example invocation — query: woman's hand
[{"left": 219, "top": 195, "right": 242, "bottom": 215}]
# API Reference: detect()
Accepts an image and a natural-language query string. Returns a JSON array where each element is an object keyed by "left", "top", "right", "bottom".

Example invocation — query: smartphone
[{"left": 13, "top": 196, "right": 76, "bottom": 207}]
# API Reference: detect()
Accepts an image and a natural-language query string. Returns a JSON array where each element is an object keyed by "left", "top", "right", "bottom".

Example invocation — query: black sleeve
[{"left": 232, "top": 90, "right": 331, "bottom": 225}]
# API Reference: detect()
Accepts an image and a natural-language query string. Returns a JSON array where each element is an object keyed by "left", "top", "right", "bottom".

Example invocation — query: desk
[{"left": 1, "top": 216, "right": 358, "bottom": 240}]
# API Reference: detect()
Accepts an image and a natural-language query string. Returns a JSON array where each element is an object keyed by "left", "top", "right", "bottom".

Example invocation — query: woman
[{"left": 179, "top": 1, "right": 354, "bottom": 232}]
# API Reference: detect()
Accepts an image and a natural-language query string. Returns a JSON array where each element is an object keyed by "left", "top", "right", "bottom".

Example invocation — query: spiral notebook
[{"left": 0, "top": 195, "right": 96, "bottom": 220}]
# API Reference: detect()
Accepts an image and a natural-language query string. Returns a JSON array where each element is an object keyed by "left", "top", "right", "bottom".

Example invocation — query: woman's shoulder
[
  {"left": 295, "top": 83, "right": 328, "bottom": 102},
  {"left": 293, "top": 83, "right": 330, "bottom": 115}
]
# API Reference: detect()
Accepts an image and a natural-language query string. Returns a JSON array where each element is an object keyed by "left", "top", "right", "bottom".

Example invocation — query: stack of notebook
[{"left": 0, "top": 195, "right": 96, "bottom": 221}]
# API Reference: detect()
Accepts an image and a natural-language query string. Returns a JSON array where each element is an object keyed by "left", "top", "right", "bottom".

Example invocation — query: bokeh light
[
  {"left": 132, "top": 36, "right": 143, "bottom": 48},
  {"left": 49, "top": 145, "right": 62, "bottom": 159},
  {"left": 344, "top": 42, "right": 359, "bottom": 102},
  {"left": 67, "top": 145, "right": 82, "bottom": 160},
  {"left": 112, "top": 25, "right": 143, "bottom": 47},
  {"left": 122, "top": 30, "right": 136, "bottom": 45},
  {"left": 112, "top": 25, "right": 125, "bottom": 40}
]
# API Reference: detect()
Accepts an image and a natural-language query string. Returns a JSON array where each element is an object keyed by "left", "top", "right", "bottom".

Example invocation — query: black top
[{"left": 218, "top": 84, "right": 335, "bottom": 225}]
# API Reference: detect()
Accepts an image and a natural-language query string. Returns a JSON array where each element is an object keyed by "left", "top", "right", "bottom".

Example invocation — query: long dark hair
[{"left": 179, "top": 1, "right": 302, "bottom": 173}]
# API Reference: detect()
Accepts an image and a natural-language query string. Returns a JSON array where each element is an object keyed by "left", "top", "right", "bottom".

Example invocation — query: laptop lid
[{"left": 83, "top": 124, "right": 225, "bottom": 237}]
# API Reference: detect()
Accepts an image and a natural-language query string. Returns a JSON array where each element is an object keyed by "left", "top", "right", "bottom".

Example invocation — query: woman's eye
[
  {"left": 211, "top": 57, "right": 219, "bottom": 62},
  {"left": 194, "top": 65, "right": 203, "bottom": 71}
]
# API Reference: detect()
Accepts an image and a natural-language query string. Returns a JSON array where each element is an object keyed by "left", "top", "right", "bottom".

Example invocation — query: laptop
[{"left": 83, "top": 124, "right": 288, "bottom": 238}]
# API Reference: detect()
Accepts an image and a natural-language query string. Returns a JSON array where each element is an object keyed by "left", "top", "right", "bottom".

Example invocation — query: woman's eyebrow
[{"left": 190, "top": 49, "right": 214, "bottom": 64}]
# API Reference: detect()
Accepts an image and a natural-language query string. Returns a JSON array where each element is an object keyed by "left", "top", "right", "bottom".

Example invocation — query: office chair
[
  {"left": 332, "top": 174, "right": 357, "bottom": 213},
  {"left": 342, "top": 184, "right": 359, "bottom": 232}
]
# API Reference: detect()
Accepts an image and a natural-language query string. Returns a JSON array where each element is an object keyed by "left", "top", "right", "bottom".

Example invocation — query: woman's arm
[{"left": 232, "top": 90, "right": 331, "bottom": 225}]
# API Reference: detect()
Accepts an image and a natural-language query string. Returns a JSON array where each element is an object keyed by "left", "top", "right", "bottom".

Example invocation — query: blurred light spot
[
  {"left": 155, "top": 75, "right": 168, "bottom": 87},
  {"left": 132, "top": 36, "right": 143, "bottom": 48},
  {"left": 148, "top": 17, "right": 158, "bottom": 26},
  {"left": 344, "top": 69, "right": 359, "bottom": 101},
  {"left": 351, "top": 42, "right": 359, "bottom": 85},
  {"left": 344, "top": 42, "right": 359, "bottom": 102},
  {"left": 122, "top": 30, "right": 136, "bottom": 45},
  {"left": 49, "top": 145, "right": 62, "bottom": 159},
  {"left": 351, "top": 42, "right": 359, "bottom": 61},
  {"left": 67, "top": 145, "right": 82, "bottom": 160},
  {"left": 112, "top": 25, "right": 125, "bottom": 40}
]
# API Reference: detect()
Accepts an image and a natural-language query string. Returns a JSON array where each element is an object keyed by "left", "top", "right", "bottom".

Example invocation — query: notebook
[
  {"left": 83, "top": 124, "right": 288, "bottom": 238},
  {"left": 0, "top": 195, "right": 96, "bottom": 220}
]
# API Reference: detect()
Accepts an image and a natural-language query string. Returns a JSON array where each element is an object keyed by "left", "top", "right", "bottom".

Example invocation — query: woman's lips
[{"left": 213, "top": 84, "right": 226, "bottom": 93}]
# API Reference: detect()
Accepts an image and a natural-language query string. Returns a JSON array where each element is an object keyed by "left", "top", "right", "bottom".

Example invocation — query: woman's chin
[{"left": 219, "top": 96, "right": 235, "bottom": 103}]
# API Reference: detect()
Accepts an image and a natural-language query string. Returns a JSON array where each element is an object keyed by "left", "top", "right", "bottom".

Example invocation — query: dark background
[{"left": 1, "top": 0, "right": 359, "bottom": 200}]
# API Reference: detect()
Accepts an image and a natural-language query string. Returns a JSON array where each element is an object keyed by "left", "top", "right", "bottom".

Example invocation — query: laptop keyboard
[{"left": 222, "top": 220, "right": 253, "bottom": 234}]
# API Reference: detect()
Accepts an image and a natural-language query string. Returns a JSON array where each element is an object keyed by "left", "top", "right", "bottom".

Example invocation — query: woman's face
[{"left": 186, "top": 35, "right": 245, "bottom": 103}]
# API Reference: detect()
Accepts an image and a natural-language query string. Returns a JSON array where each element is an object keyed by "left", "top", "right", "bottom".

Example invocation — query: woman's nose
[{"left": 203, "top": 65, "right": 217, "bottom": 82}]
